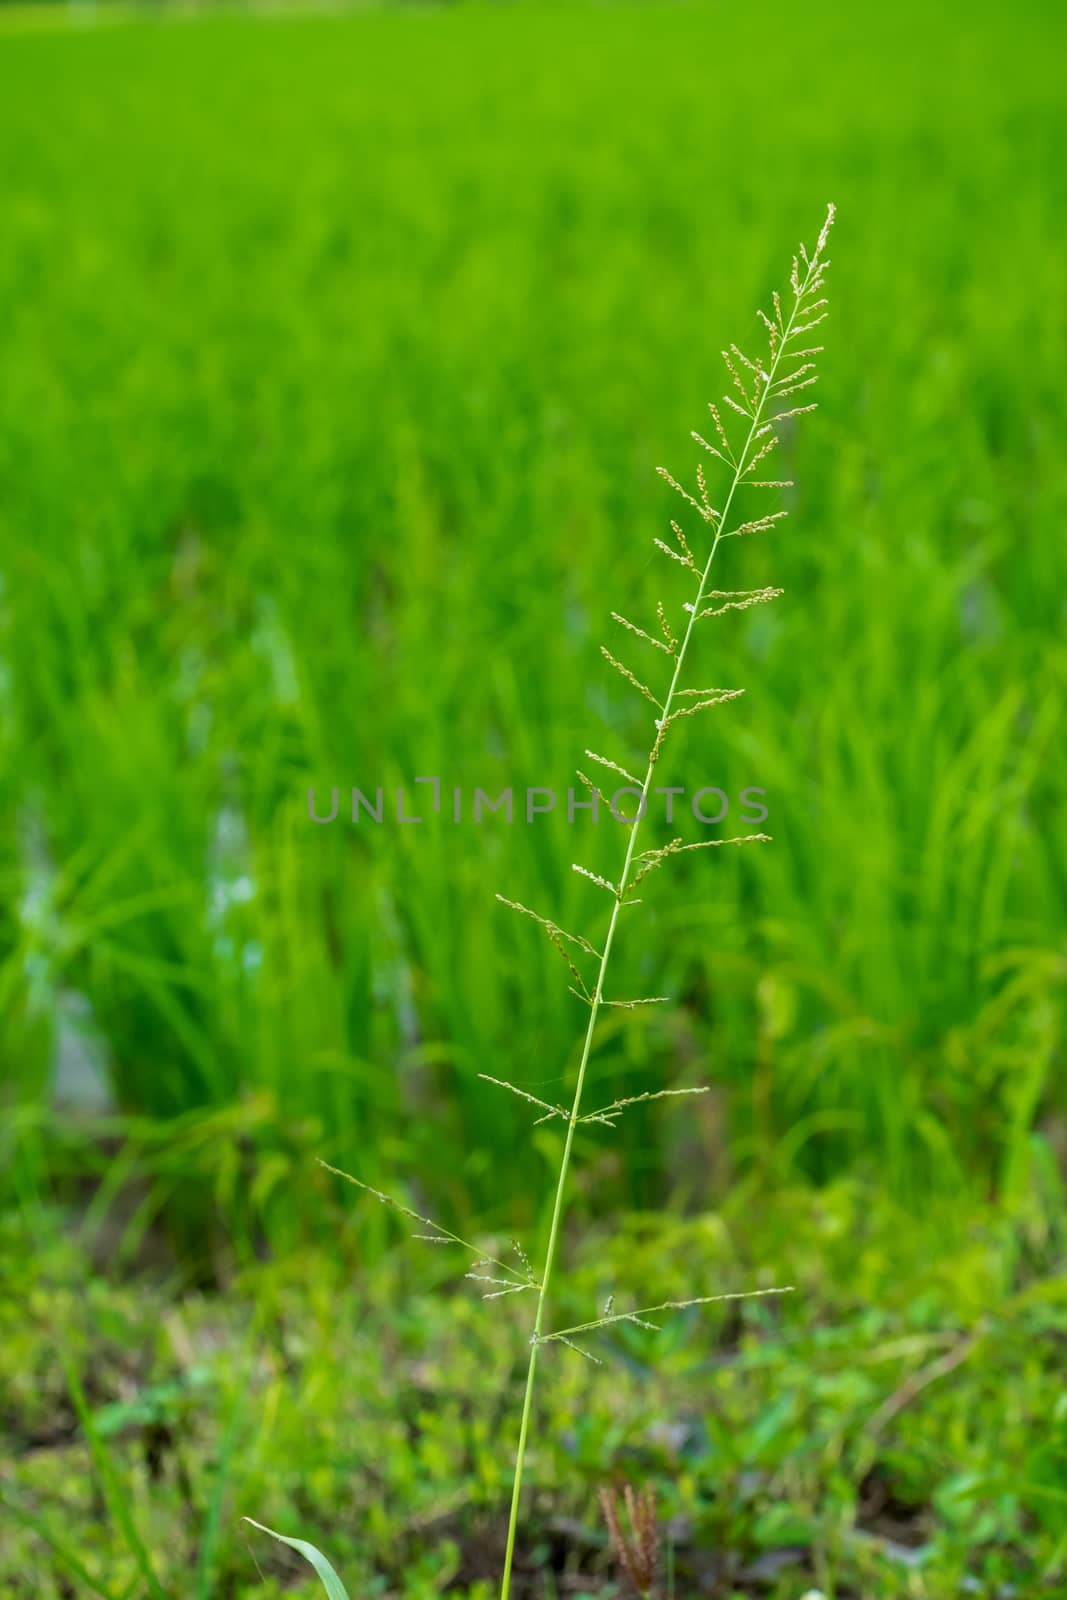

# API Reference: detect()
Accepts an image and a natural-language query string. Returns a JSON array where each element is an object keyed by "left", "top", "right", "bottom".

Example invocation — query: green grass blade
[
  {"left": 0, "top": 1490, "right": 119, "bottom": 1600},
  {"left": 243, "top": 1519, "right": 351, "bottom": 1599},
  {"left": 194, "top": 1369, "right": 249, "bottom": 1600},
  {"left": 60, "top": 1354, "right": 169, "bottom": 1600}
]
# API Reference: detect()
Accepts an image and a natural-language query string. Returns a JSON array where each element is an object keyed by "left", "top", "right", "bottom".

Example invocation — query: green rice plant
[
  {"left": 252, "top": 204, "right": 836, "bottom": 1595},
  {"left": 5, "top": 0, "right": 1064, "bottom": 1216}
]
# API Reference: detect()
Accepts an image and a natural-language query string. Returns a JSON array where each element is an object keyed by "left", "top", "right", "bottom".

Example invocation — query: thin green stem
[{"left": 499, "top": 248, "right": 824, "bottom": 1600}]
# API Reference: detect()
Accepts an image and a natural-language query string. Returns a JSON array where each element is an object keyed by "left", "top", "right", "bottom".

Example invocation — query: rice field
[{"left": 1, "top": 1, "right": 1065, "bottom": 1593}]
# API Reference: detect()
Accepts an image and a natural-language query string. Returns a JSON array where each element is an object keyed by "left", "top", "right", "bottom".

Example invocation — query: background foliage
[{"left": 1, "top": 0, "right": 1065, "bottom": 1593}]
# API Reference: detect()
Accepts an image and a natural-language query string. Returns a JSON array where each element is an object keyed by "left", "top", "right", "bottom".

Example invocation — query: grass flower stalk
[
  {"left": 498, "top": 204, "right": 836, "bottom": 1598},
  {"left": 282, "top": 205, "right": 836, "bottom": 1599}
]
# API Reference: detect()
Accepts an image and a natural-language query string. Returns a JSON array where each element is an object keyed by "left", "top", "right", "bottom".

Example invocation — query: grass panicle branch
[
  {"left": 317, "top": 1160, "right": 536, "bottom": 1289},
  {"left": 539, "top": 1284, "right": 796, "bottom": 1346}
]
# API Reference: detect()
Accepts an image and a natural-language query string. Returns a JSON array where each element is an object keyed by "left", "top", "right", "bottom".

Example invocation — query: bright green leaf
[{"left": 243, "top": 1519, "right": 351, "bottom": 1600}]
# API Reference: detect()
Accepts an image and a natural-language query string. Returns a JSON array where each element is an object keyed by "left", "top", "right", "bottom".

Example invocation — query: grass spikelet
[
  {"left": 600, "top": 646, "right": 664, "bottom": 709},
  {"left": 696, "top": 586, "right": 784, "bottom": 620},
  {"left": 731, "top": 510, "right": 789, "bottom": 538},
  {"left": 571, "top": 863, "right": 619, "bottom": 897},
  {"left": 584, "top": 749, "right": 642, "bottom": 787},
  {"left": 610, "top": 611, "right": 673, "bottom": 655},
  {"left": 652, "top": 534, "right": 696, "bottom": 570},
  {"left": 655, "top": 600, "right": 678, "bottom": 654}
]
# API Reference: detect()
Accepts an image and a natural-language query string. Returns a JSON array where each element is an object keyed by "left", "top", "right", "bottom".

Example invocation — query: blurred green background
[{"left": 1, "top": 1, "right": 1066, "bottom": 1595}]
